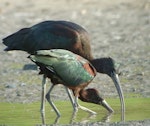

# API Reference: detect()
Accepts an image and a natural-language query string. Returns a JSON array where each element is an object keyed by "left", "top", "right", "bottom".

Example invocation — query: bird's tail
[{"left": 2, "top": 28, "right": 30, "bottom": 52}]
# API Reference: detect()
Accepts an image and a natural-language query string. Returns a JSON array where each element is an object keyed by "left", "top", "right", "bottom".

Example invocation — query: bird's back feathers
[
  {"left": 3, "top": 21, "right": 93, "bottom": 60},
  {"left": 29, "top": 49, "right": 96, "bottom": 87}
]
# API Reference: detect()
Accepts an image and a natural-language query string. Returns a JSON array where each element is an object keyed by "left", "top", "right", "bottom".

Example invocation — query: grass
[{"left": 0, "top": 98, "right": 150, "bottom": 125}]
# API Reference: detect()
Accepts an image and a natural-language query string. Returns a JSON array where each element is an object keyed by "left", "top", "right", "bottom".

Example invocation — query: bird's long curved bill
[
  {"left": 101, "top": 100, "right": 114, "bottom": 113},
  {"left": 111, "top": 72, "right": 125, "bottom": 121}
]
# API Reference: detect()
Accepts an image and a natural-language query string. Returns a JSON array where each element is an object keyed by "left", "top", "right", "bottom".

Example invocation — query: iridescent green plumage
[
  {"left": 29, "top": 49, "right": 114, "bottom": 116},
  {"left": 29, "top": 49, "right": 96, "bottom": 87}
]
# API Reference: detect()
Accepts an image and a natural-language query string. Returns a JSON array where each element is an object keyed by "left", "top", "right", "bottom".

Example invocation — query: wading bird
[
  {"left": 2, "top": 20, "right": 125, "bottom": 120},
  {"left": 29, "top": 49, "right": 114, "bottom": 116}
]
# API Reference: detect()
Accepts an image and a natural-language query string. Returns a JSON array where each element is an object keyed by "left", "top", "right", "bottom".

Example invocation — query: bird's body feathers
[
  {"left": 29, "top": 49, "right": 96, "bottom": 88},
  {"left": 3, "top": 21, "right": 93, "bottom": 60}
]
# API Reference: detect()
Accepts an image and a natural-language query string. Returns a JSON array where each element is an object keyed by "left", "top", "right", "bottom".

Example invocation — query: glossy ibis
[
  {"left": 29, "top": 49, "right": 114, "bottom": 116},
  {"left": 2, "top": 20, "right": 125, "bottom": 120}
]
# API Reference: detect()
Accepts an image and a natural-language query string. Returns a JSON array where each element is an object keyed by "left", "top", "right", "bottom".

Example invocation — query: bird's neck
[
  {"left": 78, "top": 89, "right": 87, "bottom": 102},
  {"left": 90, "top": 58, "right": 104, "bottom": 74},
  {"left": 72, "top": 89, "right": 88, "bottom": 102},
  {"left": 81, "top": 52, "right": 94, "bottom": 61}
]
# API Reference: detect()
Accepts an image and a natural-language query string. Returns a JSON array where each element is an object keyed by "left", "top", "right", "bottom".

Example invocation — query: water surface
[{"left": 0, "top": 98, "right": 149, "bottom": 125}]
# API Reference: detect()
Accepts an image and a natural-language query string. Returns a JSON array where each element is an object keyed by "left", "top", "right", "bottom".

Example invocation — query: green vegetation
[{"left": 0, "top": 98, "right": 150, "bottom": 125}]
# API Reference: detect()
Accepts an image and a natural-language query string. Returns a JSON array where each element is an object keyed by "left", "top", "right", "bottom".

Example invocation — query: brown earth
[{"left": 0, "top": 0, "right": 150, "bottom": 125}]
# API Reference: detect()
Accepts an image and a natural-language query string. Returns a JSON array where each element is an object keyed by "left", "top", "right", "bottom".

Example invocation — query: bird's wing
[
  {"left": 35, "top": 49, "right": 76, "bottom": 60},
  {"left": 51, "top": 58, "right": 95, "bottom": 87},
  {"left": 3, "top": 21, "right": 87, "bottom": 53},
  {"left": 29, "top": 49, "right": 96, "bottom": 87}
]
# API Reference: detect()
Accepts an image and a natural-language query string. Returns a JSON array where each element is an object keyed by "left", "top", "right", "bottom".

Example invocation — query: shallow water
[{"left": 0, "top": 98, "right": 150, "bottom": 125}]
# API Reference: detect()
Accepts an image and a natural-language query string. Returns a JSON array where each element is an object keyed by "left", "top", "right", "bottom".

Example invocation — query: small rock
[
  {"left": 16, "top": 91, "right": 21, "bottom": 96},
  {"left": 5, "top": 84, "right": 17, "bottom": 88},
  {"left": 20, "top": 83, "right": 26, "bottom": 86},
  {"left": 132, "top": 88, "right": 136, "bottom": 92},
  {"left": 136, "top": 72, "right": 144, "bottom": 76}
]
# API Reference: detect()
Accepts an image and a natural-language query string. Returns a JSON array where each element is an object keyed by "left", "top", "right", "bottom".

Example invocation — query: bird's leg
[
  {"left": 40, "top": 74, "right": 47, "bottom": 125},
  {"left": 41, "top": 74, "right": 47, "bottom": 112},
  {"left": 65, "top": 88, "right": 78, "bottom": 123},
  {"left": 69, "top": 96, "right": 79, "bottom": 124},
  {"left": 46, "top": 84, "right": 61, "bottom": 117},
  {"left": 65, "top": 87, "right": 76, "bottom": 111},
  {"left": 75, "top": 96, "right": 97, "bottom": 115}
]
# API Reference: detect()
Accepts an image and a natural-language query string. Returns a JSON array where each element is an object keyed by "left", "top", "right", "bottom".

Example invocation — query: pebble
[{"left": 5, "top": 84, "right": 17, "bottom": 88}]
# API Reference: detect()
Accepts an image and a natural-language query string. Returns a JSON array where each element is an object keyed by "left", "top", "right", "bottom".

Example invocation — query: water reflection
[
  {"left": 70, "top": 112, "right": 113, "bottom": 124},
  {"left": 101, "top": 113, "right": 113, "bottom": 122},
  {"left": 41, "top": 112, "right": 45, "bottom": 124},
  {"left": 41, "top": 111, "right": 113, "bottom": 125}
]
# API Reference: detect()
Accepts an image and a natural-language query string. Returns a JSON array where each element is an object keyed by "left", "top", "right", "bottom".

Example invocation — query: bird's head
[
  {"left": 90, "top": 57, "right": 120, "bottom": 76},
  {"left": 90, "top": 57, "right": 125, "bottom": 118},
  {"left": 79, "top": 88, "right": 114, "bottom": 113}
]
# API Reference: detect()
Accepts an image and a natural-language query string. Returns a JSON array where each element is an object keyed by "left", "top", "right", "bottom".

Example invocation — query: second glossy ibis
[{"left": 29, "top": 49, "right": 114, "bottom": 116}]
